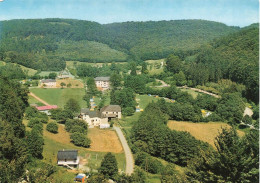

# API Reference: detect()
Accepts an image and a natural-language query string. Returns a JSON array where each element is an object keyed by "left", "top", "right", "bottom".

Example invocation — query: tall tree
[
  {"left": 64, "top": 98, "right": 80, "bottom": 114},
  {"left": 99, "top": 152, "right": 118, "bottom": 179}
]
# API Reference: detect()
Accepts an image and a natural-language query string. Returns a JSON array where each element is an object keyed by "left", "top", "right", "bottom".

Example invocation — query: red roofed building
[{"left": 36, "top": 105, "right": 58, "bottom": 115}]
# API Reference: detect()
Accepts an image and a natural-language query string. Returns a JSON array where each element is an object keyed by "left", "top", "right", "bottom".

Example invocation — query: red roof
[{"left": 36, "top": 105, "right": 58, "bottom": 111}]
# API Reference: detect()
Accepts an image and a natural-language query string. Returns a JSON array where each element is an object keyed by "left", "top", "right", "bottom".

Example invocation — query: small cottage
[{"left": 57, "top": 149, "right": 79, "bottom": 168}]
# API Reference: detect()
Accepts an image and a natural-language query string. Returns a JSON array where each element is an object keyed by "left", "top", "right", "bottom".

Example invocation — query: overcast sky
[{"left": 0, "top": 0, "right": 258, "bottom": 27}]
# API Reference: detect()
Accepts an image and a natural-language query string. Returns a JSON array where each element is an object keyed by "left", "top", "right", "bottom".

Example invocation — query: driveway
[{"left": 114, "top": 126, "right": 134, "bottom": 175}]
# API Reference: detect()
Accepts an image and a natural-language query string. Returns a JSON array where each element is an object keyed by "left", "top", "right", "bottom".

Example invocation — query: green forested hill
[
  {"left": 0, "top": 18, "right": 240, "bottom": 70},
  {"left": 182, "top": 26, "right": 259, "bottom": 102}
]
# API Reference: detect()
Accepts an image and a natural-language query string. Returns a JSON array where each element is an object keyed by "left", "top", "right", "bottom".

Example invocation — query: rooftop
[
  {"left": 94, "top": 77, "right": 110, "bottom": 81},
  {"left": 41, "top": 79, "right": 56, "bottom": 83},
  {"left": 36, "top": 105, "right": 58, "bottom": 111},
  {"left": 57, "top": 150, "right": 78, "bottom": 160},
  {"left": 101, "top": 105, "right": 121, "bottom": 113},
  {"left": 81, "top": 108, "right": 104, "bottom": 118}
]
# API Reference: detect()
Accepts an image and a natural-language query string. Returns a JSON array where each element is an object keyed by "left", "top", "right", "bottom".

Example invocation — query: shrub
[
  {"left": 70, "top": 125, "right": 86, "bottom": 134},
  {"left": 70, "top": 132, "right": 91, "bottom": 147},
  {"left": 122, "top": 107, "right": 135, "bottom": 116},
  {"left": 28, "top": 118, "right": 44, "bottom": 128},
  {"left": 65, "top": 119, "right": 88, "bottom": 132},
  {"left": 242, "top": 115, "right": 252, "bottom": 125},
  {"left": 46, "top": 122, "right": 58, "bottom": 133}
]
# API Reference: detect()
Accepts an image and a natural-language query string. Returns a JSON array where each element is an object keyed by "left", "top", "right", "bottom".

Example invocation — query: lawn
[
  {"left": 29, "top": 88, "right": 86, "bottom": 108},
  {"left": 28, "top": 95, "right": 44, "bottom": 106},
  {"left": 168, "top": 121, "right": 245, "bottom": 148},
  {"left": 38, "top": 71, "right": 60, "bottom": 77},
  {"left": 145, "top": 59, "right": 165, "bottom": 75},
  {"left": 180, "top": 88, "right": 200, "bottom": 99}
]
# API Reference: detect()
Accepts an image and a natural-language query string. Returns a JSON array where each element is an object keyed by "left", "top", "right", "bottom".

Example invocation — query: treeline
[
  {"left": 131, "top": 102, "right": 210, "bottom": 166},
  {"left": 164, "top": 26, "right": 259, "bottom": 103},
  {"left": 0, "top": 19, "right": 240, "bottom": 70}
]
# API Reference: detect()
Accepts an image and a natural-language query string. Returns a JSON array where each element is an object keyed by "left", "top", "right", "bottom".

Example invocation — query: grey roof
[
  {"left": 57, "top": 150, "right": 78, "bottom": 160},
  {"left": 41, "top": 79, "right": 56, "bottom": 83},
  {"left": 101, "top": 105, "right": 121, "bottom": 113},
  {"left": 94, "top": 77, "right": 110, "bottom": 81},
  {"left": 81, "top": 108, "right": 101, "bottom": 118}
]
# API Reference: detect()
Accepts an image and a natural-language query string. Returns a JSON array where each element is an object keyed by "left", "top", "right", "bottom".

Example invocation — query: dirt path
[
  {"left": 114, "top": 126, "right": 134, "bottom": 175},
  {"left": 29, "top": 92, "right": 50, "bottom": 106},
  {"left": 179, "top": 86, "right": 220, "bottom": 98},
  {"left": 155, "top": 79, "right": 170, "bottom": 87}
]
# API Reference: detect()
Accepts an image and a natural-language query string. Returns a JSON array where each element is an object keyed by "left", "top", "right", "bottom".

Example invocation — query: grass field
[
  {"left": 38, "top": 71, "right": 60, "bottom": 77},
  {"left": 180, "top": 88, "right": 200, "bottom": 98},
  {"left": 167, "top": 121, "right": 245, "bottom": 147},
  {"left": 28, "top": 95, "right": 44, "bottom": 106},
  {"left": 30, "top": 88, "right": 86, "bottom": 108},
  {"left": 43, "top": 123, "right": 126, "bottom": 172}
]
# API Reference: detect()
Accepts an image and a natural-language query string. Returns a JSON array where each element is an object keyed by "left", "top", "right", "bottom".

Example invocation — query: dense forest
[
  {"left": 163, "top": 25, "right": 259, "bottom": 103},
  {"left": 0, "top": 18, "right": 239, "bottom": 70}
]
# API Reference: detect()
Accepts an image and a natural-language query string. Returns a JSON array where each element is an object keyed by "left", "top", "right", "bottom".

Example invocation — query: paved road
[
  {"left": 29, "top": 92, "right": 50, "bottom": 106},
  {"left": 114, "top": 126, "right": 134, "bottom": 175}
]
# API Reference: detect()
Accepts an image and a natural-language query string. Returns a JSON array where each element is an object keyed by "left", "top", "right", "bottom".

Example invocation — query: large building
[
  {"left": 80, "top": 108, "right": 109, "bottom": 128},
  {"left": 94, "top": 77, "right": 110, "bottom": 91},
  {"left": 57, "top": 149, "right": 79, "bottom": 168},
  {"left": 80, "top": 105, "right": 121, "bottom": 128}
]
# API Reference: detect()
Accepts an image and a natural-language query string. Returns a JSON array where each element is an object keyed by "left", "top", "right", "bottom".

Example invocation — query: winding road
[{"left": 114, "top": 126, "right": 134, "bottom": 175}]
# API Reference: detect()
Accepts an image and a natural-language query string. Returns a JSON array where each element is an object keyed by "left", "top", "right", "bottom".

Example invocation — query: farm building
[
  {"left": 94, "top": 77, "right": 110, "bottom": 91},
  {"left": 40, "top": 79, "right": 56, "bottom": 88},
  {"left": 58, "top": 70, "right": 70, "bottom": 79},
  {"left": 100, "top": 105, "right": 122, "bottom": 120},
  {"left": 36, "top": 105, "right": 58, "bottom": 115},
  {"left": 57, "top": 149, "right": 79, "bottom": 168},
  {"left": 80, "top": 108, "right": 109, "bottom": 128}
]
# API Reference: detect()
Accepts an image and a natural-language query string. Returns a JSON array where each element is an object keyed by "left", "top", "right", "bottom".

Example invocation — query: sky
[{"left": 0, "top": 0, "right": 258, "bottom": 27}]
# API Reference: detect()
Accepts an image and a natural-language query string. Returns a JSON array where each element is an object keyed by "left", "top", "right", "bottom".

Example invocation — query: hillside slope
[
  {"left": 186, "top": 26, "right": 259, "bottom": 102},
  {"left": 0, "top": 19, "right": 240, "bottom": 70}
]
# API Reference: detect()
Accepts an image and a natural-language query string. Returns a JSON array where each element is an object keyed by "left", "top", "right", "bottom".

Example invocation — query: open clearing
[
  {"left": 30, "top": 88, "right": 86, "bottom": 108},
  {"left": 44, "top": 124, "right": 123, "bottom": 153},
  {"left": 43, "top": 123, "right": 125, "bottom": 171},
  {"left": 168, "top": 121, "right": 245, "bottom": 147},
  {"left": 88, "top": 128, "right": 123, "bottom": 153}
]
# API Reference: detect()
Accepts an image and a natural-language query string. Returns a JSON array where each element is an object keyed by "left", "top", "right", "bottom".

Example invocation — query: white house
[
  {"left": 80, "top": 108, "right": 109, "bottom": 128},
  {"left": 40, "top": 79, "right": 56, "bottom": 88},
  {"left": 57, "top": 149, "right": 79, "bottom": 168},
  {"left": 100, "top": 105, "right": 122, "bottom": 120},
  {"left": 94, "top": 77, "right": 110, "bottom": 91}
]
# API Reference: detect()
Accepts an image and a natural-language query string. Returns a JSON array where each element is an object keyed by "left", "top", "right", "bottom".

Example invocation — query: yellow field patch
[
  {"left": 168, "top": 121, "right": 245, "bottom": 148},
  {"left": 44, "top": 124, "right": 123, "bottom": 153},
  {"left": 44, "top": 124, "right": 71, "bottom": 144},
  {"left": 56, "top": 78, "right": 84, "bottom": 88},
  {"left": 87, "top": 128, "right": 123, "bottom": 153}
]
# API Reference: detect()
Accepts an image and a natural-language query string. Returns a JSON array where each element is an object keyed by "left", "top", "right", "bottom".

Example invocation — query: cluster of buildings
[{"left": 79, "top": 105, "right": 121, "bottom": 128}]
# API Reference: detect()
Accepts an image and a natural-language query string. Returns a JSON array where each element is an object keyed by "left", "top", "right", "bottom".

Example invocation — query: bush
[
  {"left": 135, "top": 152, "right": 163, "bottom": 174},
  {"left": 242, "top": 115, "right": 252, "bottom": 125},
  {"left": 27, "top": 118, "right": 44, "bottom": 128},
  {"left": 70, "top": 132, "right": 91, "bottom": 147},
  {"left": 70, "top": 125, "right": 86, "bottom": 134},
  {"left": 33, "top": 124, "right": 43, "bottom": 135},
  {"left": 65, "top": 119, "right": 88, "bottom": 132},
  {"left": 46, "top": 122, "right": 58, "bottom": 133},
  {"left": 122, "top": 107, "right": 135, "bottom": 116}
]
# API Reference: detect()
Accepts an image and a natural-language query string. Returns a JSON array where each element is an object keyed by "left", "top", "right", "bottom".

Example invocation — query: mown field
[
  {"left": 167, "top": 121, "right": 245, "bottom": 148},
  {"left": 29, "top": 88, "right": 86, "bottom": 108}
]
